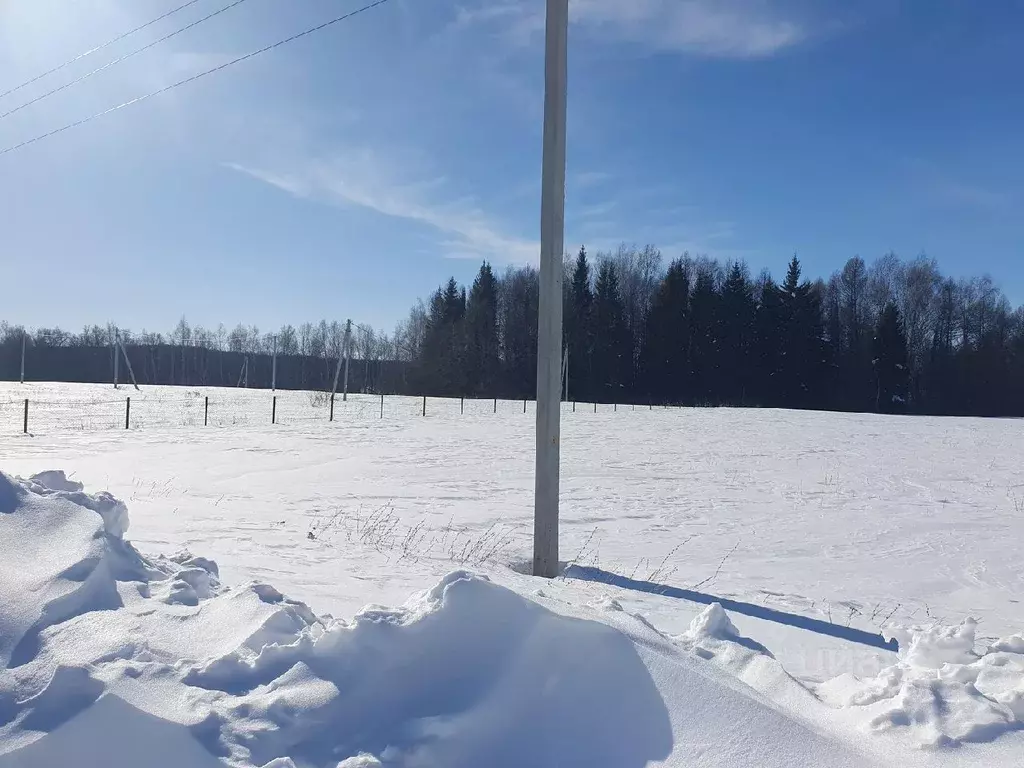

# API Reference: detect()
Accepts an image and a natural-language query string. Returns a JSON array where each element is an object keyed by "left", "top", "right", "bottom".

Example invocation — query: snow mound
[
  {"left": 687, "top": 602, "right": 741, "bottom": 641},
  {"left": 183, "top": 569, "right": 674, "bottom": 767},
  {"left": 28, "top": 470, "right": 84, "bottom": 494},
  {"left": 819, "top": 618, "right": 1024, "bottom": 746},
  {"left": 680, "top": 603, "right": 775, "bottom": 661},
  {"left": 0, "top": 471, "right": 149, "bottom": 671}
]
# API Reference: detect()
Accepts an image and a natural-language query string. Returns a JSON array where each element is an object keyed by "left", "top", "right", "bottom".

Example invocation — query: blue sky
[{"left": 1, "top": 0, "right": 1021, "bottom": 335}]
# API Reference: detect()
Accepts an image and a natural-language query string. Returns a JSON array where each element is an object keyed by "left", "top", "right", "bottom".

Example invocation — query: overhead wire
[
  {"left": 0, "top": 0, "right": 204, "bottom": 101},
  {"left": 0, "top": 0, "right": 393, "bottom": 157},
  {"left": 0, "top": 0, "right": 256, "bottom": 122}
]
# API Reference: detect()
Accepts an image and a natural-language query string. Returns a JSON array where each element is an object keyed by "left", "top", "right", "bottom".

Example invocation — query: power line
[
  {"left": 0, "top": 0, "right": 204, "bottom": 102},
  {"left": 0, "top": 0, "right": 393, "bottom": 158},
  {"left": 0, "top": 0, "right": 255, "bottom": 122}
]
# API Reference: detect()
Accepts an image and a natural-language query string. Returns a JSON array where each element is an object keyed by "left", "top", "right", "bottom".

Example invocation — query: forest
[
  {"left": 398, "top": 248, "right": 1024, "bottom": 416},
  {"left": 2, "top": 247, "right": 1023, "bottom": 416}
]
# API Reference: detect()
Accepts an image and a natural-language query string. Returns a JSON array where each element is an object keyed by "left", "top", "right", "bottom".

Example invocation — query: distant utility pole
[
  {"left": 113, "top": 328, "right": 119, "bottom": 389},
  {"left": 272, "top": 334, "right": 278, "bottom": 392},
  {"left": 20, "top": 330, "right": 26, "bottom": 384},
  {"left": 342, "top": 319, "right": 352, "bottom": 402},
  {"left": 534, "top": 0, "right": 568, "bottom": 579},
  {"left": 563, "top": 347, "right": 569, "bottom": 402},
  {"left": 117, "top": 332, "right": 140, "bottom": 391}
]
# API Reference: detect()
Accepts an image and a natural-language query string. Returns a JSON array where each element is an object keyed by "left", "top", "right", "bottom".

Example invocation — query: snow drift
[
  {"left": 820, "top": 619, "right": 1024, "bottom": 747},
  {"left": 1, "top": 471, "right": 1022, "bottom": 767}
]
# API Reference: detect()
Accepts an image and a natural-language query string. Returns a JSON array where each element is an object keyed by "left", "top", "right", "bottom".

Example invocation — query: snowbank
[
  {"left": 1, "top": 471, "right": 1022, "bottom": 767},
  {"left": 819, "top": 618, "right": 1024, "bottom": 747}
]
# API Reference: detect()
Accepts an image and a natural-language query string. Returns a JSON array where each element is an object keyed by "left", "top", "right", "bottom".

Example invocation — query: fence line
[{"left": 2, "top": 389, "right": 669, "bottom": 435}]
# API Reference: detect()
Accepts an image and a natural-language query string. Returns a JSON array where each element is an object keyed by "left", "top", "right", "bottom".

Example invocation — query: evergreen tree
[
  {"left": 753, "top": 274, "right": 783, "bottom": 406},
  {"left": 718, "top": 262, "right": 755, "bottom": 404},
  {"left": 565, "top": 247, "right": 594, "bottom": 401},
  {"left": 873, "top": 302, "right": 909, "bottom": 412},
  {"left": 499, "top": 266, "right": 540, "bottom": 398},
  {"left": 687, "top": 262, "right": 720, "bottom": 403},
  {"left": 419, "top": 277, "right": 466, "bottom": 395},
  {"left": 591, "top": 261, "right": 630, "bottom": 401},
  {"left": 464, "top": 262, "right": 499, "bottom": 396},
  {"left": 777, "top": 256, "right": 827, "bottom": 408},
  {"left": 641, "top": 259, "right": 690, "bottom": 403}
]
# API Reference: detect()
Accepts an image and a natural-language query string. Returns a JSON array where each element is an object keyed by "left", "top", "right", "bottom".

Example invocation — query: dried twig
[
  {"left": 689, "top": 541, "right": 740, "bottom": 591},
  {"left": 648, "top": 534, "right": 698, "bottom": 583}
]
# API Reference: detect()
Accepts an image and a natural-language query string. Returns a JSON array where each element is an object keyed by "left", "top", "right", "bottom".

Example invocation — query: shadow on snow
[{"left": 564, "top": 565, "right": 900, "bottom": 653}]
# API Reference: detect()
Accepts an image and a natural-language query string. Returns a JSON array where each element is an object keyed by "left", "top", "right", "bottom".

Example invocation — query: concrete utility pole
[
  {"left": 272, "top": 334, "right": 278, "bottom": 392},
  {"left": 117, "top": 335, "right": 140, "bottom": 390},
  {"left": 342, "top": 319, "right": 352, "bottom": 402},
  {"left": 533, "top": 0, "right": 568, "bottom": 579},
  {"left": 563, "top": 347, "right": 569, "bottom": 402},
  {"left": 113, "top": 329, "right": 119, "bottom": 389}
]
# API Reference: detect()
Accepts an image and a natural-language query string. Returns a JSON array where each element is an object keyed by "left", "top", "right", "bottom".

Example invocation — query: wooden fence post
[
  {"left": 380, "top": 393, "right": 384, "bottom": 419},
  {"left": 330, "top": 393, "right": 335, "bottom": 422},
  {"left": 125, "top": 397, "right": 131, "bottom": 430},
  {"left": 461, "top": 397, "right": 465, "bottom": 415},
  {"left": 272, "top": 396, "right": 277, "bottom": 425},
  {"left": 23, "top": 399, "right": 28, "bottom": 434},
  {"left": 422, "top": 396, "right": 426, "bottom": 417},
  {"left": 204, "top": 396, "right": 209, "bottom": 426}
]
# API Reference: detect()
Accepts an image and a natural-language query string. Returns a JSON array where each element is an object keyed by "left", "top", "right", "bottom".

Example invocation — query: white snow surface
[
  {"left": 4, "top": 472, "right": 1021, "bottom": 767},
  {"left": 2, "top": 382, "right": 1024, "bottom": 765}
]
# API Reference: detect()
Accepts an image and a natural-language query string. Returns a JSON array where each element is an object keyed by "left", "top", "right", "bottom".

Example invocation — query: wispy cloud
[
  {"left": 226, "top": 150, "right": 539, "bottom": 264},
  {"left": 571, "top": 202, "right": 741, "bottom": 257},
  {"left": 573, "top": 170, "right": 613, "bottom": 189},
  {"left": 455, "top": 0, "right": 809, "bottom": 58},
  {"left": 930, "top": 178, "right": 1010, "bottom": 211},
  {"left": 576, "top": 200, "right": 618, "bottom": 219},
  {"left": 571, "top": 0, "right": 806, "bottom": 57},
  {"left": 905, "top": 158, "right": 1012, "bottom": 213}
]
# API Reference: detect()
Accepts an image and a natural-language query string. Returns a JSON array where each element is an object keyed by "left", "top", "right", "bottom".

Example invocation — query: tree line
[
  {"left": 3, "top": 246, "right": 1023, "bottom": 416},
  {"left": 0, "top": 318, "right": 412, "bottom": 394},
  {"left": 395, "top": 246, "right": 1024, "bottom": 417}
]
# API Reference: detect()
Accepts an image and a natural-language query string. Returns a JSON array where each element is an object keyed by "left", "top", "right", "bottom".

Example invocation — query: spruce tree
[
  {"left": 718, "top": 262, "right": 755, "bottom": 404},
  {"left": 465, "top": 262, "right": 499, "bottom": 395},
  {"left": 418, "top": 278, "right": 466, "bottom": 396},
  {"left": 687, "top": 264, "right": 720, "bottom": 404},
  {"left": 641, "top": 259, "right": 690, "bottom": 403},
  {"left": 753, "top": 275, "right": 783, "bottom": 406},
  {"left": 566, "top": 247, "right": 594, "bottom": 401},
  {"left": 592, "top": 261, "right": 630, "bottom": 401},
  {"left": 777, "top": 256, "right": 827, "bottom": 408}
]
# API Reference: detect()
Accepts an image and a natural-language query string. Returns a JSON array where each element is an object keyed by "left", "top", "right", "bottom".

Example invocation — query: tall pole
[
  {"left": 533, "top": 0, "right": 568, "bottom": 579},
  {"left": 272, "top": 334, "right": 278, "bottom": 392},
  {"left": 113, "top": 329, "right": 119, "bottom": 389},
  {"left": 563, "top": 347, "right": 569, "bottom": 402},
  {"left": 20, "top": 330, "right": 26, "bottom": 384},
  {"left": 342, "top": 319, "right": 352, "bottom": 402}
]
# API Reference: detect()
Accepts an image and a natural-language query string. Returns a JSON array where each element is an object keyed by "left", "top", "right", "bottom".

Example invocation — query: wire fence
[{"left": 1, "top": 387, "right": 661, "bottom": 435}]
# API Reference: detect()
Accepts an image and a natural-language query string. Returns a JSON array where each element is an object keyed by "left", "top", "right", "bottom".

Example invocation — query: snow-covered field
[{"left": 1, "top": 382, "right": 1022, "bottom": 766}]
